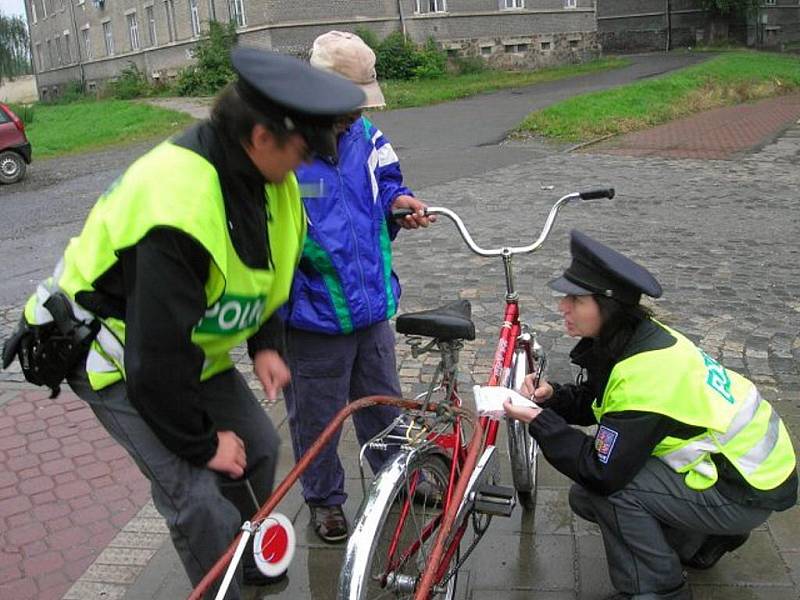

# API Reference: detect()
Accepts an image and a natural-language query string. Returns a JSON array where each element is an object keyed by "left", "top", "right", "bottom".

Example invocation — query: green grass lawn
[
  {"left": 20, "top": 57, "right": 626, "bottom": 159},
  {"left": 25, "top": 100, "right": 194, "bottom": 159},
  {"left": 516, "top": 50, "right": 800, "bottom": 142},
  {"left": 382, "top": 57, "right": 628, "bottom": 109}
]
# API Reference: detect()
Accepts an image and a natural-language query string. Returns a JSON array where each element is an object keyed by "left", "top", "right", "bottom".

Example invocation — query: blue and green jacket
[{"left": 284, "top": 116, "right": 412, "bottom": 335}]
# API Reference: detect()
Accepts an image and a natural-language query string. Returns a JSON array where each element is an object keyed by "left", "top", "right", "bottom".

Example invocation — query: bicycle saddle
[{"left": 396, "top": 299, "right": 475, "bottom": 341}]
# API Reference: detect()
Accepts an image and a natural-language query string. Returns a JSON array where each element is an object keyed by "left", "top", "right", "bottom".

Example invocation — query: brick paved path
[
  {"left": 0, "top": 386, "right": 150, "bottom": 600},
  {"left": 588, "top": 94, "right": 800, "bottom": 159}
]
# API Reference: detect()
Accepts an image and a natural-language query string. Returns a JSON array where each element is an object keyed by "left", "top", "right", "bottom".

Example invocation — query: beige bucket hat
[{"left": 310, "top": 31, "right": 386, "bottom": 109}]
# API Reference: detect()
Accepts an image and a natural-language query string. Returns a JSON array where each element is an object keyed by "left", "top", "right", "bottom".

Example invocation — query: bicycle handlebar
[{"left": 392, "top": 188, "right": 614, "bottom": 258}]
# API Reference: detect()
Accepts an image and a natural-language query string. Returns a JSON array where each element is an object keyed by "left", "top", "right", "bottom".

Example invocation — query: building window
[
  {"left": 504, "top": 43, "right": 528, "bottom": 53},
  {"left": 229, "top": 0, "right": 246, "bottom": 27},
  {"left": 189, "top": 0, "right": 201, "bottom": 37},
  {"left": 103, "top": 21, "right": 114, "bottom": 56},
  {"left": 54, "top": 35, "right": 63, "bottom": 65},
  {"left": 46, "top": 39, "right": 53, "bottom": 68},
  {"left": 41, "top": 0, "right": 47, "bottom": 19},
  {"left": 127, "top": 13, "right": 140, "bottom": 50},
  {"left": 564, "top": 0, "right": 577, "bottom": 8},
  {"left": 764, "top": 0, "right": 775, "bottom": 5},
  {"left": 146, "top": 6, "right": 157, "bottom": 46},
  {"left": 541, "top": 41, "right": 551, "bottom": 50},
  {"left": 82, "top": 27, "right": 92, "bottom": 59},
  {"left": 63, "top": 32, "right": 71, "bottom": 63},
  {"left": 480, "top": 45, "right": 492, "bottom": 56},
  {"left": 503, "top": 0, "right": 524, "bottom": 8},
  {"left": 415, "top": 0, "right": 446, "bottom": 13},
  {"left": 35, "top": 43, "right": 43, "bottom": 70},
  {"left": 164, "top": 0, "right": 177, "bottom": 42},
  {"left": 31, "top": 1, "right": 38, "bottom": 23},
  {"left": 569, "top": 39, "right": 579, "bottom": 48}
]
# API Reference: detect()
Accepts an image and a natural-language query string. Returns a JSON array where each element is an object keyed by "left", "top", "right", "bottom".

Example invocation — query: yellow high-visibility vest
[
  {"left": 593, "top": 322, "right": 796, "bottom": 492},
  {"left": 26, "top": 139, "right": 306, "bottom": 390}
]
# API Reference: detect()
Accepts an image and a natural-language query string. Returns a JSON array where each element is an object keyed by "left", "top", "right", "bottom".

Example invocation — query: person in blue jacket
[{"left": 282, "top": 31, "right": 432, "bottom": 543}]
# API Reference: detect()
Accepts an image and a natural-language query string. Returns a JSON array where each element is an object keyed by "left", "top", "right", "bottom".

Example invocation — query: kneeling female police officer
[{"left": 504, "top": 230, "right": 797, "bottom": 600}]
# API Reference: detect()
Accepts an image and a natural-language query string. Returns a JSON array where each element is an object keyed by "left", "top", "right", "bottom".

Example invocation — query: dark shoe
[
  {"left": 310, "top": 505, "right": 348, "bottom": 543},
  {"left": 683, "top": 533, "right": 750, "bottom": 570}
]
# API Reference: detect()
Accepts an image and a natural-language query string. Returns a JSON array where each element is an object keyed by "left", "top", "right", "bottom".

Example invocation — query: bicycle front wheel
[
  {"left": 338, "top": 448, "right": 457, "bottom": 600},
  {"left": 507, "top": 413, "right": 539, "bottom": 512}
]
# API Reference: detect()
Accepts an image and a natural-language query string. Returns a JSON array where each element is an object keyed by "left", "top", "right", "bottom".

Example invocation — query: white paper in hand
[{"left": 473, "top": 385, "right": 538, "bottom": 420}]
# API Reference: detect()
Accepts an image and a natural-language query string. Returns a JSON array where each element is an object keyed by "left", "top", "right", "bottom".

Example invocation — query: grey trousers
[
  {"left": 284, "top": 321, "right": 402, "bottom": 506},
  {"left": 569, "top": 458, "right": 771, "bottom": 596},
  {"left": 68, "top": 367, "right": 280, "bottom": 600}
]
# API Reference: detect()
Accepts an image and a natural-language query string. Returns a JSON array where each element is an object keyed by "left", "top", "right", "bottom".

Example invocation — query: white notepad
[{"left": 473, "top": 385, "right": 538, "bottom": 420}]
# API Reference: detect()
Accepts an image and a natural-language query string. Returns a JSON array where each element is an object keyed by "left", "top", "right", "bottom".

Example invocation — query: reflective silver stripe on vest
[
  {"left": 32, "top": 281, "right": 55, "bottom": 324},
  {"left": 86, "top": 347, "right": 118, "bottom": 373},
  {"left": 738, "top": 406, "right": 781, "bottom": 475},
  {"left": 91, "top": 326, "right": 126, "bottom": 372},
  {"left": 716, "top": 386, "right": 761, "bottom": 445},
  {"left": 658, "top": 386, "right": 764, "bottom": 475}
]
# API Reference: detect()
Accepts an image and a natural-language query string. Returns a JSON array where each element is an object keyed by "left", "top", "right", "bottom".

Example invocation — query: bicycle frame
[{"left": 384, "top": 189, "right": 614, "bottom": 599}]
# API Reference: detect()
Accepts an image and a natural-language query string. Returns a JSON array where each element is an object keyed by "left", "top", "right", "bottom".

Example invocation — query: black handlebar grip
[
  {"left": 579, "top": 188, "right": 615, "bottom": 200},
  {"left": 391, "top": 208, "right": 416, "bottom": 219}
]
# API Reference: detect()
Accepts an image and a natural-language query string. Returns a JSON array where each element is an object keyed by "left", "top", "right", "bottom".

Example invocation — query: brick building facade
[
  {"left": 22, "top": 1, "right": 800, "bottom": 100},
  {"left": 24, "top": 0, "right": 601, "bottom": 99}
]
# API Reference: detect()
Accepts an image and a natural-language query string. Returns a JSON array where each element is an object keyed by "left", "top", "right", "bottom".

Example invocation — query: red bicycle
[{"left": 337, "top": 188, "right": 615, "bottom": 599}]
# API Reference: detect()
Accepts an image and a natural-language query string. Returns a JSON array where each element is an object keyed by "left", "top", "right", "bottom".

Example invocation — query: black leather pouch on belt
[{"left": 1, "top": 293, "right": 100, "bottom": 398}]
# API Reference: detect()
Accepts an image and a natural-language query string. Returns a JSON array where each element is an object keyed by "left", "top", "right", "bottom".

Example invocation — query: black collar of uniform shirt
[{"left": 173, "top": 121, "right": 272, "bottom": 270}]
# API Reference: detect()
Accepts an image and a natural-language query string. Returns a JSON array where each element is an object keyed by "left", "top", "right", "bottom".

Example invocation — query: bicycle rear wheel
[{"left": 338, "top": 448, "right": 457, "bottom": 600}]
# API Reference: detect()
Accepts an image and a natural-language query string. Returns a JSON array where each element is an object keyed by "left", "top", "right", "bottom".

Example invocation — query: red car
[{"left": 0, "top": 102, "right": 32, "bottom": 184}]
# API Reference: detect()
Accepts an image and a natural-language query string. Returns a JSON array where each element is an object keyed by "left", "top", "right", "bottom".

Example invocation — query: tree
[{"left": 0, "top": 11, "right": 31, "bottom": 85}]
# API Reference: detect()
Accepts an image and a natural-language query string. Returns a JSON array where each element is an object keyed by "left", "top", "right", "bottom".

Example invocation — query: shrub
[
  {"left": 353, "top": 27, "right": 380, "bottom": 51},
  {"left": 413, "top": 38, "right": 447, "bottom": 79},
  {"left": 374, "top": 31, "right": 421, "bottom": 80},
  {"left": 108, "top": 63, "right": 149, "bottom": 99},
  {"left": 176, "top": 20, "right": 237, "bottom": 97}
]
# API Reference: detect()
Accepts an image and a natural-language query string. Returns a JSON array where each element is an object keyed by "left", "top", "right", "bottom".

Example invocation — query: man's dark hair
[
  {"left": 594, "top": 295, "right": 654, "bottom": 362},
  {"left": 210, "top": 82, "right": 294, "bottom": 147}
]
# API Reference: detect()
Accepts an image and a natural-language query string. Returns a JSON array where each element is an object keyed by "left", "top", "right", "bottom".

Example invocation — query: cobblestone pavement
[
  {"left": 1, "top": 80, "right": 799, "bottom": 599},
  {"left": 0, "top": 119, "right": 796, "bottom": 600}
]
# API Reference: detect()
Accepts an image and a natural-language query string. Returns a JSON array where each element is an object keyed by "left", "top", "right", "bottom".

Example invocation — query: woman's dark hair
[
  {"left": 210, "top": 82, "right": 294, "bottom": 147},
  {"left": 593, "top": 295, "right": 654, "bottom": 362}
]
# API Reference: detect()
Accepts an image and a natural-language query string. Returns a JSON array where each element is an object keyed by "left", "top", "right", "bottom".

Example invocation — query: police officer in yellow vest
[
  {"left": 2, "top": 48, "right": 364, "bottom": 598},
  {"left": 505, "top": 230, "right": 797, "bottom": 600}
]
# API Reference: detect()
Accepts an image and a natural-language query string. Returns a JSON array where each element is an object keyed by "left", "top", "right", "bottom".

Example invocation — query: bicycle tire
[
  {"left": 507, "top": 418, "right": 539, "bottom": 512},
  {"left": 338, "top": 448, "right": 457, "bottom": 600}
]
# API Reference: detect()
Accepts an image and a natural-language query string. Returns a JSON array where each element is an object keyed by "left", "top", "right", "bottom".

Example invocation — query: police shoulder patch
[{"left": 595, "top": 425, "right": 619, "bottom": 464}]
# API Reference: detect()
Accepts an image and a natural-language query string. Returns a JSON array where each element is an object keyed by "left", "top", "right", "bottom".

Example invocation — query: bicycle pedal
[{"left": 473, "top": 484, "right": 516, "bottom": 517}]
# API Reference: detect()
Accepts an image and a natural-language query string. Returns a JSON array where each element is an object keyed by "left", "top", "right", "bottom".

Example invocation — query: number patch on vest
[
  {"left": 196, "top": 294, "right": 267, "bottom": 334},
  {"left": 700, "top": 350, "right": 735, "bottom": 404},
  {"left": 595, "top": 425, "right": 619, "bottom": 464}
]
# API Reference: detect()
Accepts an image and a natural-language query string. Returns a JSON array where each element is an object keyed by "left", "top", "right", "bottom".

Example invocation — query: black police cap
[
  {"left": 231, "top": 46, "right": 365, "bottom": 117},
  {"left": 548, "top": 230, "right": 662, "bottom": 305}
]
